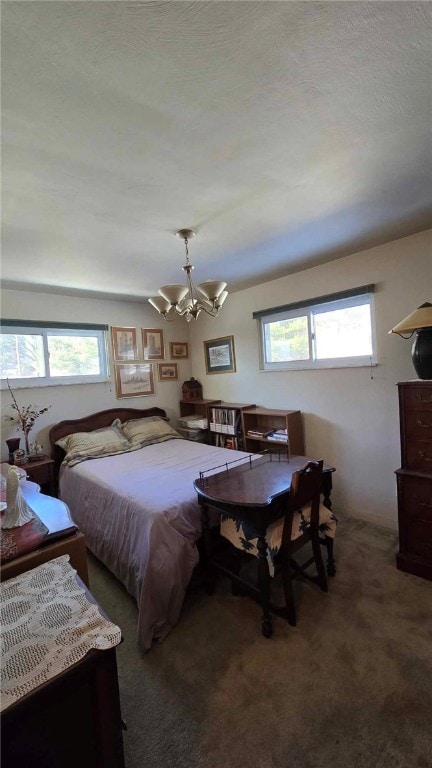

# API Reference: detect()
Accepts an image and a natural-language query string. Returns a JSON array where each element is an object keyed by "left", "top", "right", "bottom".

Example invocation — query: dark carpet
[{"left": 87, "top": 516, "right": 432, "bottom": 768}]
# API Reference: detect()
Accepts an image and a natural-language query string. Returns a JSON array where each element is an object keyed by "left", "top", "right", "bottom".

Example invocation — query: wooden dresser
[
  {"left": 395, "top": 380, "right": 432, "bottom": 581},
  {"left": 1, "top": 570, "right": 125, "bottom": 768}
]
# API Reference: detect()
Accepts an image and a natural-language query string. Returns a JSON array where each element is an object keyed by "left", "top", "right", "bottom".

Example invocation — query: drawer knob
[
  {"left": 414, "top": 495, "right": 432, "bottom": 509},
  {"left": 418, "top": 450, "right": 432, "bottom": 462},
  {"left": 416, "top": 419, "right": 432, "bottom": 428}
]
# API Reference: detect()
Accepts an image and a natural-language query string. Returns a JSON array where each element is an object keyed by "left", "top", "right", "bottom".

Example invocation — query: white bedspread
[{"left": 59, "top": 439, "right": 251, "bottom": 651}]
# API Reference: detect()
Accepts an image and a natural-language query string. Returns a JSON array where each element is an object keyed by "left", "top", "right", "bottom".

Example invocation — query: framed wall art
[
  {"left": 142, "top": 328, "right": 165, "bottom": 360},
  {"left": 158, "top": 363, "right": 178, "bottom": 381},
  {"left": 169, "top": 341, "right": 189, "bottom": 359},
  {"left": 114, "top": 363, "right": 155, "bottom": 398},
  {"left": 111, "top": 326, "right": 138, "bottom": 362},
  {"left": 204, "top": 335, "right": 236, "bottom": 374}
]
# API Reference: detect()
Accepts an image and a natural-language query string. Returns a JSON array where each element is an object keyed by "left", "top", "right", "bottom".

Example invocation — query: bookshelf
[
  {"left": 241, "top": 407, "right": 304, "bottom": 455},
  {"left": 179, "top": 398, "right": 221, "bottom": 419},
  {"left": 209, "top": 402, "right": 255, "bottom": 450}
]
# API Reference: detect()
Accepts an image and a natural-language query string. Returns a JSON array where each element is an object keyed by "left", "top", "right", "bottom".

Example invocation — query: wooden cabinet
[
  {"left": 209, "top": 402, "right": 255, "bottom": 450},
  {"left": 396, "top": 381, "right": 432, "bottom": 581},
  {"left": 242, "top": 407, "right": 304, "bottom": 455},
  {"left": 22, "top": 456, "right": 56, "bottom": 495}
]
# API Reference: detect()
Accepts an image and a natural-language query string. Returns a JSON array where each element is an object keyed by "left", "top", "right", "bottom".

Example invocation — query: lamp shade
[
  {"left": 158, "top": 285, "right": 189, "bottom": 305},
  {"left": 215, "top": 290, "right": 228, "bottom": 309},
  {"left": 389, "top": 302, "right": 432, "bottom": 380},
  {"left": 389, "top": 302, "right": 432, "bottom": 335},
  {"left": 197, "top": 281, "right": 227, "bottom": 301},
  {"left": 148, "top": 296, "right": 171, "bottom": 314}
]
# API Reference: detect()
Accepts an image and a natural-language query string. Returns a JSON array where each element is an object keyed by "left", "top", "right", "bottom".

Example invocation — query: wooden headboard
[{"left": 49, "top": 406, "right": 167, "bottom": 479}]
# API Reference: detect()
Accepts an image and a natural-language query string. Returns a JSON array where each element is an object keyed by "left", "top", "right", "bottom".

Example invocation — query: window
[
  {"left": 254, "top": 286, "right": 376, "bottom": 371},
  {"left": 0, "top": 321, "right": 108, "bottom": 387}
]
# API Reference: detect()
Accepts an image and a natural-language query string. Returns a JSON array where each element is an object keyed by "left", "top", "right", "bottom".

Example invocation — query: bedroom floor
[{"left": 87, "top": 516, "right": 432, "bottom": 768}]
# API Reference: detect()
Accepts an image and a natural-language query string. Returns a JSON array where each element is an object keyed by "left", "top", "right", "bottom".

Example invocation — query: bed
[{"left": 49, "top": 407, "right": 251, "bottom": 652}]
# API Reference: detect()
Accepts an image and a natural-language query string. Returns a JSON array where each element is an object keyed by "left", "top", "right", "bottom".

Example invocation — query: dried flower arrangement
[{"left": 3, "top": 380, "right": 51, "bottom": 455}]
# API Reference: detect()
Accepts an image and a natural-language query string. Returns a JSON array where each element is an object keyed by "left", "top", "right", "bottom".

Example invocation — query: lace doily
[{"left": 1, "top": 555, "right": 122, "bottom": 711}]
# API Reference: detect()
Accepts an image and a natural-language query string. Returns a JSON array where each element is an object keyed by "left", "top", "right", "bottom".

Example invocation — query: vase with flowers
[{"left": 3, "top": 380, "right": 51, "bottom": 457}]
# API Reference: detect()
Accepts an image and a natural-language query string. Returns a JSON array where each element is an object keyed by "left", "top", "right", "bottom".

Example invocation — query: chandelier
[{"left": 148, "top": 229, "right": 228, "bottom": 322}]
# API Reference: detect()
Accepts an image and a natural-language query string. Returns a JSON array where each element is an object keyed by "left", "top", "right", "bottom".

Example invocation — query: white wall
[
  {"left": 2, "top": 229, "right": 431, "bottom": 529},
  {"left": 0, "top": 291, "right": 192, "bottom": 460},
  {"left": 188, "top": 229, "right": 432, "bottom": 529}
]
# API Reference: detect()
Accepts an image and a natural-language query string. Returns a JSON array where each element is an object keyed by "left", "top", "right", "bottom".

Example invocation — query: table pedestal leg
[{"left": 256, "top": 535, "right": 272, "bottom": 638}]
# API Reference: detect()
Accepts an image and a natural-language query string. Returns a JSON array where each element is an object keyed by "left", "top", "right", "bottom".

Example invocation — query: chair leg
[
  {"left": 281, "top": 559, "right": 297, "bottom": 626},
  {"left": 325, "top": 536, "right": 336, "bottom": 576},
  {"left": 311, "top": 531, "right": 328, "bottom": 593}
]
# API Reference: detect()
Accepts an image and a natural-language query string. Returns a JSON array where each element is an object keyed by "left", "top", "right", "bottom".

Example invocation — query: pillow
[
  {"left": 115, "top": 416, "right": 182, "bottom": 447},
  {"left": 56, "top": 425, "right": 135, "bottom": 467}
]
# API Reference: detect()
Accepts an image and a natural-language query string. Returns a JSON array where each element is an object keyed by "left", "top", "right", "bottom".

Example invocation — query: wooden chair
[
  {"left": 219, "top": 459, "right": 328, "bottom": 633},
  {"left": 276, "top": 459, "right": 328, "bottom": 626}
]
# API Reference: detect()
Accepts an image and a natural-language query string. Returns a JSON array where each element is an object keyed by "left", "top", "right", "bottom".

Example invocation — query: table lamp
[{"left": 389, "top": 302, "right": 432, "bottom": 379}]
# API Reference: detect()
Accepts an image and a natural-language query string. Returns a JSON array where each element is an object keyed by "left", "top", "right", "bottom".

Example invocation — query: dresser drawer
[
  {"left": 405, "top": 440, "right": 432, "bottom": 472},
  {"left": 396, "top": 382, "right": 432, "bottom": 580},
  {"left": 405, "top": 519, "right": 432, "bottom": 560},
  {"left": 402, "top": 385, "right": 432, "bottom": 411},
  {"left": 397, "top": 473, "right": 432, "bottom": 559},
  {"left": 404, "top": 410, "right": 432, "bottom": 440}
]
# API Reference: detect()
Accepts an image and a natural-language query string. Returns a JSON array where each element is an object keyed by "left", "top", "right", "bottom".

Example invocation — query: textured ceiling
[{"left": 2, "top": 1, "right": 431, "bottom": 301}]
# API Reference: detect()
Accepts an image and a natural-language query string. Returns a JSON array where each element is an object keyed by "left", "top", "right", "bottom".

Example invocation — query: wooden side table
[{"left": 21, "top": 456, "right": 56, "bottom": 496}]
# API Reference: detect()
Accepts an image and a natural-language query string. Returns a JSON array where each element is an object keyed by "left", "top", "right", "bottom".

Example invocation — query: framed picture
[
  {"left": 204, "top": 335, "right": 236, "bottom": 374},
  {"left": 114, "top": 363, "right": 155, "bottom": 398},
  {"left": 142, "top": 328, "right": 164, "bottom": 360},
  {"left": 158, "top": 363, "right": 178, "bottom": 381},
  {"left": 111, "top": 326, "right": 138, "bottom": 362},
  {"left": 169, "top": 341, "right": 189, "bottom": 359}
]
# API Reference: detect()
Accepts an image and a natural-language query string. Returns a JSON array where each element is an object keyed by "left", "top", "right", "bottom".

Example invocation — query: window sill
[{"left": 1, "top": 378, "right": 110, "bottom": 390}]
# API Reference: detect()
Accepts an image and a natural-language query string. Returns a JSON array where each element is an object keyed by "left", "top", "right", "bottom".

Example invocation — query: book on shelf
[
  {"left": 247, "top": 428, "right": 274, "bottom": 438},
  {"left": 267, "top": 428, "right": 288, "bottom": 442},
  {"left": 210, "top": 407, "right": 242, "bottom": 436},
  {"left": 213, "top": 433, "right": 240, "bottom": 449},
  {"left": 210, "top": 407, "right": 236, "bottom": 426}
]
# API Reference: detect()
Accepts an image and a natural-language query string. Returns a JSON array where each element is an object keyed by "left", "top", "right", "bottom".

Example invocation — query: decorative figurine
[{"left": 1, "top": 465, "right": 35, "bottom": 529}]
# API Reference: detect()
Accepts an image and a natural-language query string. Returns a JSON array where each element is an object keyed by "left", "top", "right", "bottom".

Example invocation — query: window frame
[
  {"left": 256, "top": 286, "right": 377, "bottom": 372},
  {"left": 0, "top": 322, "right": 109, "bottom": 388}
]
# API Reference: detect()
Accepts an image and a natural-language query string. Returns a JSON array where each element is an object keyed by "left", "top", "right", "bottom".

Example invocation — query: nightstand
[{"left": 21, "top": 457, "right": 56, "bottom": 496}]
